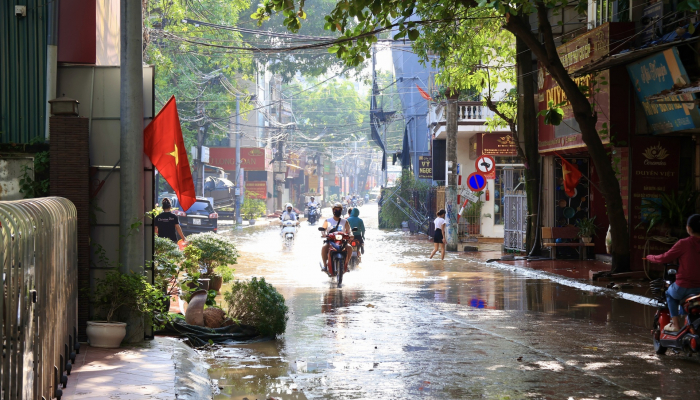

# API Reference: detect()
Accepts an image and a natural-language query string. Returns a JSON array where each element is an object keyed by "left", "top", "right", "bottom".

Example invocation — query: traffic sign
[
  {"left": 467, "top": 172, "right": 487, "bottom": 192},
  {"left": 475, "top": 155, "right": 495, "bottom": 179}
]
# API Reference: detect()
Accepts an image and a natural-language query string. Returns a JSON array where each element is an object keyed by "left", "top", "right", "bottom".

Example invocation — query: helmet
[
  {"left": 333, "top": 202, "right": 343, "bottom": 208},
  {"left": 310, "top": 196, "right": 315, "bottom": 199},
  {"left": 285, "top": 203, "right": 293, "bottom": 209}
]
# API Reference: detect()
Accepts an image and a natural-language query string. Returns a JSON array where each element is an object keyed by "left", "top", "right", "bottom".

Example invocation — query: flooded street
[{"left": 208, "top": 204, "right": 700, "bottom": 400}]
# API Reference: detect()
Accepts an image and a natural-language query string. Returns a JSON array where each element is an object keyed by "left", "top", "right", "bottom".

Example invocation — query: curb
[
  {"left": 472, "top": 257, "right": 661, "bottom": 308},
  {"left": 156, "top": 337, "right": 213, "bottom": 400}
]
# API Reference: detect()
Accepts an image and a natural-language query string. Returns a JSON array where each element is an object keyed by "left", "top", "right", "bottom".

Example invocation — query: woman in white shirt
[{"left": 430, "top": 209, "right": 447, "bottom": 260}]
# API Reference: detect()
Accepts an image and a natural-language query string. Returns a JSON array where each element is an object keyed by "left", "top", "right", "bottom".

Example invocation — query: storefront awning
[{"left": 573, "top": 37, "right": 699, "bottom": 77}]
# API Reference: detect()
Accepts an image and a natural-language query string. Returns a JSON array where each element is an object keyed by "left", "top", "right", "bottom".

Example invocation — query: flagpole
[{"left": 554, "top": 152, "right": 603, "bottom": 193}]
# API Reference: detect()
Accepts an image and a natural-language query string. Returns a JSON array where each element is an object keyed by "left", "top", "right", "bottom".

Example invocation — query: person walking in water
[{"left": 430, "top": 209, "right": 447, "bottom": 260}]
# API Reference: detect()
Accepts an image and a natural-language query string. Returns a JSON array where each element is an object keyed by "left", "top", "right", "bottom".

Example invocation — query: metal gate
[
  {"left": 502, "top": 167, "right": 527, "bottom": 252},
  {"left": 1, "top": 198, "right": 78, "bottom": 400}
]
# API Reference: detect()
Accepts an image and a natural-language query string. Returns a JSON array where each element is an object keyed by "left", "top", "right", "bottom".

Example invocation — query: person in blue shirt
[{"left": 347, "top": 207, "right": 366, "bottom": 259}]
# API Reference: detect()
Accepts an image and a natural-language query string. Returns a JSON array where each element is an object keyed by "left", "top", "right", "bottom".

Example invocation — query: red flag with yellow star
[
  {"left": 556, "top": 153, "right": 582, "bottom": 197},
  {"left": 144, "top": 96, "right": 196, "bottom": 211}
]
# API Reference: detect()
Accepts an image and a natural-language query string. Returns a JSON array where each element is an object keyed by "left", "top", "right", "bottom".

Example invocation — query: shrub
[
  {"left": 186, "top": 232, "right": 238, "bottom": 277},
  {"left": 153, "top": 236, "right": 185, "bottom": 294},
  {"left": 92, "top": 269, "right": 164, "bottom": 324},
  {"left": 379, "top": 170, "right": 431, "bottom": 228},
  {"left": 223, "top": 277, "right": 288, "bottom": 337}
]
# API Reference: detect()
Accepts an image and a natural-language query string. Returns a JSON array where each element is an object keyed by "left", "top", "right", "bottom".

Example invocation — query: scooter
[
  {"left": 348, "top": 237, "right": 362, "bottom": 269},
  {"left": 281, "top": 220, "right": 297, "bottom": 248},
  {"left": 650, "top": 264, "right": 700, "bottom": 355},
  {"left": 318, "top": 226, "right": 358, "bottom": 288},
  {"left": 307, "top": 205, "right": 319, "bottom": 225}
]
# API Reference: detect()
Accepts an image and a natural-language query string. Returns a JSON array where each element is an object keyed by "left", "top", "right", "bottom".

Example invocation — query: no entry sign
[{"left": 467, "top": 172, "right": 487, "bottom": 192}]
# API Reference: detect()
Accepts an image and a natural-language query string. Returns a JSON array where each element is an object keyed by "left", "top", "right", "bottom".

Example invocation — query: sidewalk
[
  {"left": 458, "top": 242, "right": 657, "bottom": 305},
  {"left": 63, "top": 337, "right": 211, "bottom": 400}
]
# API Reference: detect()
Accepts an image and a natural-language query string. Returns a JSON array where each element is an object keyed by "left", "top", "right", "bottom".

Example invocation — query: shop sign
[
  {"left": 481, "top": 132, "right": 518, "bottom": 156},
  {"left": 630, "top": 137, "right": 680, "bottom": 265},
  {"left": 245, "top": 181, "right": 267, "bottom": 199},
  {"left": 418, "top": 156, "right": 432, "bottom": 179},
  {"left": 626, "top": 47, "right": 700, "bottom": 134},
  {"left": 208, "top": 147, "right": 273, "bottom": 172},
  {"left": 537, "top": 22, "right": 634, "bottom": 153}
]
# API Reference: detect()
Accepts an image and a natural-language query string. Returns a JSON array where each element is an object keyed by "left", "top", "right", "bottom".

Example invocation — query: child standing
[{"left": 430, "top": 209, "right": 447, "bottom": 260}]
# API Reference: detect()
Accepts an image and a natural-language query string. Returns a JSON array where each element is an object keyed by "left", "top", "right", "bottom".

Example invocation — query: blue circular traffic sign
[{"left": 467, "top": 172, "right": 486, "bottom": 191}]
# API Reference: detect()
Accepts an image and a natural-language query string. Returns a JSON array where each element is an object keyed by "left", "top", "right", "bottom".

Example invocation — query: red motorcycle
[
  {"left": 651, "top": 264, "right": 700, "bottom": 355},
  {"left": 318, "top": 227, "right": 357, "bottom": 288}
]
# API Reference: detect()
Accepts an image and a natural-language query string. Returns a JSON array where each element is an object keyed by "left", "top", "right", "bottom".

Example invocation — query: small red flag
[
  {"left": 556, "top": 153, "right": 582, "bottom": 197},
  {"left": 416, "top": 84, "right": 432, "bottom": 101},
  {"left": 144, "top": 96, "right": 196, "bottom": 211}
]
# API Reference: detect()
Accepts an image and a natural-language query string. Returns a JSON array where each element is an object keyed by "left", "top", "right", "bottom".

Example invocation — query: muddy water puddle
[{"left": 203, "top": 204, "right": 698, "bottom": 399}]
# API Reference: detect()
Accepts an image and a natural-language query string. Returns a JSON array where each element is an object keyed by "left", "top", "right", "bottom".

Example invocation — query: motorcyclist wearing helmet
[
  {"left": 321, "top": 202, "right": 354, "bottom": 273},
  {"left": 307, "top": 196, "right": 319, "bottom": 209},
  {"left": 280, "top": 203, "right": 298, "bottom": 223},
  {"left": 347, "top": 207, "right": 366, "bottom": 260}
]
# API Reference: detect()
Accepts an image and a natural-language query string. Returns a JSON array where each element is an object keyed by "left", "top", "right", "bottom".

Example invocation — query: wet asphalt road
[{"left": 208, "top": 203, "right": 700, "bottom": 400}]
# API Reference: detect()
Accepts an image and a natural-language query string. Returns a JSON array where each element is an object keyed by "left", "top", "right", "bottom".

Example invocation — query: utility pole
[
  {"left": 445, "top": 91, "right": 459, "bottom": 252},
  {"left": 235, "top": 96, "right": 242, "bottom": 225},
  {"left": 120, "top": 0, "right": 144, "bottom": 343}
]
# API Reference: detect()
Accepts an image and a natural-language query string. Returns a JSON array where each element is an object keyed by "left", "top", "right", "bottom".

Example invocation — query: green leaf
[
  {"left": 328, "top": 45, "right": 340, "bottom": 53},
  {"left": 408, "top": 29, "right": 420, "bottom": 41}
]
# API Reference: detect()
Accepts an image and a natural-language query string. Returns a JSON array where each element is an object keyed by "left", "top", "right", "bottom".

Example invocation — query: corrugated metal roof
[{"left": 1, "top": 0, "right": 47, "bottom": 144}]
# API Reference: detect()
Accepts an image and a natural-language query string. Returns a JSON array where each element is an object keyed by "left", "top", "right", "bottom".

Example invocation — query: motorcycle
[
  {"left": 650, "top": 264, "right": 700, "bottom": 355},
  {"left": 318, "top": 226, "right": 358, "bottom": 288},
  {"left": 348, "top": 236, "right": 362, "bottom": 269},
  {"left": 281, "top": 220, "right": 297, "bottom": 248},
  {"left": 307, "top": 205, "right": 319, "bottom": 225}
]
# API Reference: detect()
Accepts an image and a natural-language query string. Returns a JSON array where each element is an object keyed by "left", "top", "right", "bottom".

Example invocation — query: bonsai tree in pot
[
  {"left": 87, "top": 269, "right": 165, "bottom": 348},
  {"left": 576, "top": 216, "right": 598, "bottom": 243},
  {"left": 185, "top": 232, "right": 238, "bottom": 293},
  {"left": 154, "top": 236, "right": 186, "bottom": 311}
]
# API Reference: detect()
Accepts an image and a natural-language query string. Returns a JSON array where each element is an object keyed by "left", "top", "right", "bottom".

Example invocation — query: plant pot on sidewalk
[
  {"left": 248, "top": 219, "right": 256, "bottom": 225},
  {"left": 208, "top": 275, "right": 223, "bottom": 293},
  {"left": 86, "top": 321, "right": 127, "bottom": 348}
]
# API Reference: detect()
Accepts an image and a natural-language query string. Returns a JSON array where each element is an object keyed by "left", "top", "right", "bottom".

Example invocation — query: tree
[
  {"left": 144, "top": 0, "right": 254, "bottom": 160},
  {"left": 238, "top": 0, "right": 364, "bottom": 81},
  {"left": 253, "top": 0, "right": 666, "bottom": 272}
]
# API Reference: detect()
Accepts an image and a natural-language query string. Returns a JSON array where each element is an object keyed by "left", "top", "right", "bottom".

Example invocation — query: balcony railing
[{"left": 434, "top": 101, "right": 497, "bottom": 122}]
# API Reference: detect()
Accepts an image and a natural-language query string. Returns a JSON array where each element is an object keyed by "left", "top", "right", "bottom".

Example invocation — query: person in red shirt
[{"left": 646, "top": 214, "right": 700, "bottom": 332}]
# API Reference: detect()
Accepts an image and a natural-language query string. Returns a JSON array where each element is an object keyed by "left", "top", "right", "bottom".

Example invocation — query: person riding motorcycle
[
  {"left": 307, "top": 196, "right": 319, "bottom": 209},
  {"left": 646, "top": 214, "right": 700, "bottom": 333},
  {"left": 280, "top": 203, "right": 298, "bottom": 222},
  {"left": 347, "top": 207, "right": 366, "bottom": 260},
  {"left": 321, "top": 202, "right": 354, "bottom": 273}
]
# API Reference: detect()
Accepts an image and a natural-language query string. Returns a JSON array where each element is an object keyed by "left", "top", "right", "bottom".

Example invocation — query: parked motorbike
[
  {"left": 307, "top": 205, "right": 319, "bottom": 225},
  {"left": 318, "top": 226, "right": 358, "bottom": 288},
  {"left": 651, "top": 264, "right": 700, "bottom": 356},
  {"left": 281, "top": 220, "right": 297, "bottom": 248}
]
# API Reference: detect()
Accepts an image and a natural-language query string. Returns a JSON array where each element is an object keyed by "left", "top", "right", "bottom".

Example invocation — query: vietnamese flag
[
  {"left": 144, "top": 96, "right": 196, "bottom": 211},
  {"left": 416, "top": 84, "right": 432, "bottom": 101},
  {"left": 556, "top": 153, "right": 582, "bottom": 197}
]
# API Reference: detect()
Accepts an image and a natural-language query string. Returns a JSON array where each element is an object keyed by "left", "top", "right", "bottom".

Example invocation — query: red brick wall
[{"left": 50, "top": 116, "right": 90, "bottom": 340}]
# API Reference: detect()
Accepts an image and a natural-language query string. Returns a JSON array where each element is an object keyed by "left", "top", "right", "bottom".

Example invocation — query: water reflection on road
[{"left": 208, "top": 204, "right": 700, "bottom": 400}]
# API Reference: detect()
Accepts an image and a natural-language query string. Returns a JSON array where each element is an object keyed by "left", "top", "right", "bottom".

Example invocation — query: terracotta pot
[
  {"left": 185, "top": 289, "right": 208, "bottom": 326},
  {"left": 86, "top": 321, "right": 127, "bottom": 348},
  {"left": 208, "top": 275, "right": 223, "bottom": 293}
]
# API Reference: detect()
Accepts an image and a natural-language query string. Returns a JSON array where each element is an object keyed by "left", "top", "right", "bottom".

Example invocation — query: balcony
[{"left": 431, "top": 101, "right": 499, "bottom": 139}]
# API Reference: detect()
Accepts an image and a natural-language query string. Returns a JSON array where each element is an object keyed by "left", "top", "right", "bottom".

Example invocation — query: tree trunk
[
  {"left": 504, "top": 7, "right": 630, "bottom": 272},
  {"left": 516, "top": 37, "right": 542, "bottom": 256},
  {"left": 445, "top": 92, "right": 459, "bottom": 251}
]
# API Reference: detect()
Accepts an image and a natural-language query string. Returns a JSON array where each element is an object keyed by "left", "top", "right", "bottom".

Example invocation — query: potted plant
[
  {"left": 186, "top": 232, "right": 238, "bottom": 293},
  {"left": 576, "top": 216, "right": 598, "bottom": 243},
  {"left": 86, "top": 269, "right": 164, "bottom": 348},
  {"left": 637, "top": 184, "right": 699, "bottom": 238},
  {"left": 153, "top": 236, "right": 186, "bottom": 312},
  {"left": 239, "top": 190, "right": 267, "bottom": 225}
]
